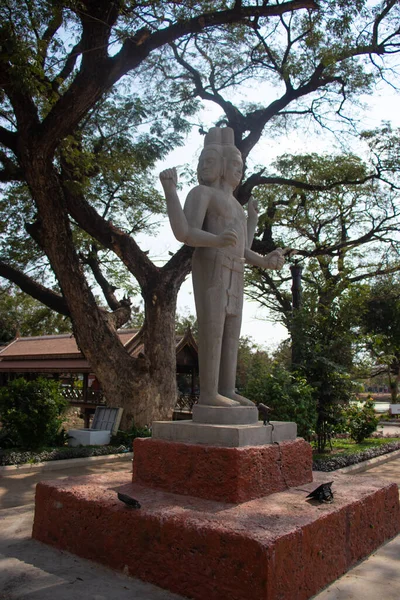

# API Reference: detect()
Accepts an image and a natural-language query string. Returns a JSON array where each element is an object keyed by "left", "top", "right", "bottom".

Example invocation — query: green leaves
[
  {"left": 242, "top": 362, "right": 317, "bottom": 440},
  {"left": 0, "top": 287, "right": 71, "bottom": 344},
  {"left": 341, "top": 397, "right": 379, "bottom": 444},
  {"left": 0, "top": 377, "right": 68, "bottom": 449}
]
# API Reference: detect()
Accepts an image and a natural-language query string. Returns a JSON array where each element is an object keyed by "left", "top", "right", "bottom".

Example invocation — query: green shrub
[
  {"left": 110, "top": 423, "right": 151, "bottom": 448},
  {"left": 342, "top": 397, "right": 380, "bottom": 443},
  {"left": 243, "top": 364, "right": 317, "bottom": 439},
  {"left": 0, "top": 377, "right": 68, "bottom": 449}
]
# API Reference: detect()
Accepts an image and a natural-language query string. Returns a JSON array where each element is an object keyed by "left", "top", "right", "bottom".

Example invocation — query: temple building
[{"left": 0, "top": 328, "right": 198, "bottom": 425}]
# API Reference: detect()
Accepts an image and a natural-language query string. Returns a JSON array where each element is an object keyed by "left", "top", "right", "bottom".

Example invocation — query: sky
[{"left": 137, "top": 85, "right": 400, "bottom": 351}]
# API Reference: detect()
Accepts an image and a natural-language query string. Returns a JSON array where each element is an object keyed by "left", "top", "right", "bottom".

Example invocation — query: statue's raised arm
[
  {"left": 160, "top": 168, "right": 238, "bottom": 249},
  {"left": 246, "top": 196, "right": 259, "bottom": 249},
  {"left": 159, "top": 167, "right": 188, "bottom": 243}
]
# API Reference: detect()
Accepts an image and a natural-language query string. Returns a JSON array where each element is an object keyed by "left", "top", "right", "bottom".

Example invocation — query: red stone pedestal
[
  {"left": 33, "top": 470, "right": 400, "bottom": 600},
  {"left": 133, "top": 438, "right": 313, "bottom": 502}
]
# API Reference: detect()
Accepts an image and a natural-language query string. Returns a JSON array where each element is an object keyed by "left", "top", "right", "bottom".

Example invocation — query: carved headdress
[{"left": 203, "top": 127, "right": 235, "bottom": 148}]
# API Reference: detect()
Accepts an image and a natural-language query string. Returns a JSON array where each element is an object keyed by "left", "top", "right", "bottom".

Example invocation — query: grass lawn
[
  {"left": 313, "top": 437, "right": 400, "bottom": 460},
  {"left": 313, "top": 437, "right": 400, "bottom": 471}
]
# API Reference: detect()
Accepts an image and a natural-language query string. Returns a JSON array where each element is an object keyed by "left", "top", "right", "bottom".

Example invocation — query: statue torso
[{"left": 202, "top": 187, "right": 246, "bottom": 258}]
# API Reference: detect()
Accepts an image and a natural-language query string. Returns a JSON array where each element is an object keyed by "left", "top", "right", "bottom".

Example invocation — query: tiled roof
[
  {"left": 0, "top": 328, "right": 197, "bottom": 374},
  {"left": 0, "top": 330, "right": 139, "bottom": 359}
]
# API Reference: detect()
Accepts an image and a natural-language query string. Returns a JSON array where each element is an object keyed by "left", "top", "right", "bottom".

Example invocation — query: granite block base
[{"left": 151, "top": 420, "right": 297, "bottom": 447}]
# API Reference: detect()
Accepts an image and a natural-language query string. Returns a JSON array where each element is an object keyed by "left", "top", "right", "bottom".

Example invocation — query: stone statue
[{"left": 160, "top": 127, "right": 284, "bottom": 408}]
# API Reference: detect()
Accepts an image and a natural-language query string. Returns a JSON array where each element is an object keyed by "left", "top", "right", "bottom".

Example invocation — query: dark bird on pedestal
[
  {"left": 258, "top": 403, "right": 273, "bottom": 425},
  {"left": 306, "top": 482, "right": 334, "bottom": 503},
  {"left": 117, "top": 492, "right": 141, "bottom": 509}
]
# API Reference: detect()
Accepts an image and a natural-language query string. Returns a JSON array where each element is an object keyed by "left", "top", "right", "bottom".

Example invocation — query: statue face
[
  {"left": 224, "top": 149, "right": 243, "bottom": 188},
  {"left": 197, "top": 148, "right": 223, "bottom": 185}
]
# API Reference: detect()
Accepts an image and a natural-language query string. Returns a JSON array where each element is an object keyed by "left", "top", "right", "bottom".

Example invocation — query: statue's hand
[
  {"left": 159, "top": 167, "right": 178, "bottom": 191},
  {"left": 247, "top": 196, "right": 259, "bottom": 225},
  {"left": 216, "top": 228, "right": 238, "bottom": 248},
  {"left": 264, "top": 248, "right": 285, "bottom": 270}
]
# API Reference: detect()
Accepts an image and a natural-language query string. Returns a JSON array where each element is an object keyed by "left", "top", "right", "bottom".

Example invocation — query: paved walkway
[{"left": 1, "top": 453, "right": 400, "bottom": 600}]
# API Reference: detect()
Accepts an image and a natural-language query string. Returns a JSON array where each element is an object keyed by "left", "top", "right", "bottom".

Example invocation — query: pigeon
[
  {"left": 306, "top": 482, "right": 334, "bottom": 503},
  {"left": 258, "top": 403, "right": 273, "bottom": 425},
  {"left": 117, "top": 492, "right": 141, "bottom": 509}
]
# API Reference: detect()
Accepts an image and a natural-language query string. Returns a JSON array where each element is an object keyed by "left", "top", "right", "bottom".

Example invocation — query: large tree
[
  {"left": 245, "top": 149, "right": 400, "bottom": 450},
  {"left": 245, "top": 148, "right": 400, "bottom": 328},
  {"left": 359, "top": 276, "right": 400, "bottom": 403},
  {"left": 1, "top": 0, "right": 399, "bottom": 427},
  {"left": 0, "top": 0, "right": 319, "bottom": 427}
]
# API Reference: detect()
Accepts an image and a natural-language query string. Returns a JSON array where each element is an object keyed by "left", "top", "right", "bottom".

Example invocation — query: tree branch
[
  {"left": 0, "top": 126, "right": 18, "bottom": 154},
  {"left": 61, "top": 179, "right": 157, "bottom": 290},
  {"left": 0, "top": 59, "right": 40, "bottom": 136},
  {"left": 38, "top": 0, "right": 318, "bottom": 155},
  {"left": 239, "top": 169, "right": 382, "bottom": 204},
  {"left": 81, "top": 245, "right": 124, "bottom": 311},
  {"left": 51, "top": 40, "right": 84, "bottom": 92},
  {"left": 0, "top": 150, "right": 23, "bottom": 181},
  {"left": 39, "top": 6, "right": 63, "bottom": 68},
  {"left": 349, "top": 264, "right": 400, "bottom": 285},
  {"left": 0, "top": 261, "right": 70, "bottom": 316},
  {"left": 161, "top": 243, "right": 193, "bottom": 289}
]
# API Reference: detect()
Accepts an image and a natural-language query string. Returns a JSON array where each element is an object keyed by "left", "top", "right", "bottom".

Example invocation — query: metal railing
[
  {"left": 175, "top": 393, "right": 198, "bottom": 412},
  {"left": 61, "top": 387, "right": 105, "bottom": 405}
]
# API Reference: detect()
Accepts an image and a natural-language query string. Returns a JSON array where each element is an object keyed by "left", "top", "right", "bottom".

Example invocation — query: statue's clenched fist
[
  {"left": 216, "top": 228, "right": 238, "bottom": 248},
  {"left": 263, "top": 248, "right": 285, "bottom": 270},
  {"left": 159, "top": 167, "right": 178, "bottom": 190}
]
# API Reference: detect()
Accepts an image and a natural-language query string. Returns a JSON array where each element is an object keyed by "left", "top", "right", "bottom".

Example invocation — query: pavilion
[{"left": 0, "top": 328, "right": 198, "bottom": 426}]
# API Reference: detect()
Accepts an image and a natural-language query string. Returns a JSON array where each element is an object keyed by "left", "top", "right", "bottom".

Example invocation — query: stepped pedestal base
[{"left": 33, "top": 470, "right": 400, "bottom": 600}]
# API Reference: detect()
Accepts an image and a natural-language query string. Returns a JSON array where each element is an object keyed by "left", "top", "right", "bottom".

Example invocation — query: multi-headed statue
[{"left": 160, "top": 127, "right": 284, "bottom": 408}]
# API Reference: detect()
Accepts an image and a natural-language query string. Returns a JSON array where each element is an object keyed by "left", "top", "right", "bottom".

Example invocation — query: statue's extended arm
[
  {"left": 160, "top": 168, "right": 237, "bottom": 249},
  {"left": 244, "top": 247, "right": 285, "bottom": 270}
]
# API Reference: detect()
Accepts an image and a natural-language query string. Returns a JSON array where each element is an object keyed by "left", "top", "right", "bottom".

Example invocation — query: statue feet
[
  {"left": 198, "top": 393, "right": 240, "bottom": 407},
  {"left": 219, "top": 391, "right": 255, "bottom": 407}
]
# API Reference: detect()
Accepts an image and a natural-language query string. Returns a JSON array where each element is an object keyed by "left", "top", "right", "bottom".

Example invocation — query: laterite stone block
[
  {"left": 32, "top": 471, "right": 400, "bottom": 600},
  {"left": 133, "top": 437, "right": 313, "bottom": 502}
]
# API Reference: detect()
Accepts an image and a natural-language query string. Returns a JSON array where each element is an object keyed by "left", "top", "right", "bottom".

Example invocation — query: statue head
[
  {"left": 223, "top": 146, "right": 243, "bottom": 189},
  {"left": 197, "top": 145, "right": 224, "bottom": 185},
  {"left": 197, "top": 127, "right": 243, "bottom": 188}
]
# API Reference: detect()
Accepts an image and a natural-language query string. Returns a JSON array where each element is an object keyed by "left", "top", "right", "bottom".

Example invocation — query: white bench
[{"left": 68, "top": 406, "right": 123, "bottom": 446}]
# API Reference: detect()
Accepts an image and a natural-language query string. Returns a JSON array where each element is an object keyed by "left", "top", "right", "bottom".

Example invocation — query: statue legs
[
  {"left": 196, "top": 315, "right": 239, "bottom": 406},
  {"left": 192, "top": 249, "right": 254, "bottom": 407},
  {"left": 218, "top": 314, "right": 254, "bottom": 406}
]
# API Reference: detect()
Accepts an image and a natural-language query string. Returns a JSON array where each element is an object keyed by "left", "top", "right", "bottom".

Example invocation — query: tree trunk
[
  {"left": 21, "top": 150, "right": 182, "bottom": 429},
  {"left": 390, "top": 360, "right": 400, "bottom": 404},
  {"left": 140, "top": 275, "right": 181, "bottom": 425}
]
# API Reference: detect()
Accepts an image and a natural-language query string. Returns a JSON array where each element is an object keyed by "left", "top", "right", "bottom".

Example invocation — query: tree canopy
[
  {"left": 246, "top": 146, "right": 400, "bottom": 327},
  {"left": 0, "top": 0, "right": 399, "bottom": 427},
  {"left": 359, "top": 276, "right": 400, "bottom": 402}
]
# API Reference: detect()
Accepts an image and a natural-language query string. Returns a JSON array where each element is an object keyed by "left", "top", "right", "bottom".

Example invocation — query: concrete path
[
  {"left": 1, "top": 453, "right": 400, "bottom": 600},
  {"left": 376, "top": 422, "right": 400, "bottom": 437}
]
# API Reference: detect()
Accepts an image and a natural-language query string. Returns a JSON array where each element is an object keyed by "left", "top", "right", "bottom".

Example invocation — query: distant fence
[
  {"left": 62, "top": 387, "right": 197, "bottom": 413},
  {"left": 61, "top": 387, "right": 105, "bottom": 405},
  {"left": 175, "top": 393, "right": 198, "bottom": 412}
]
